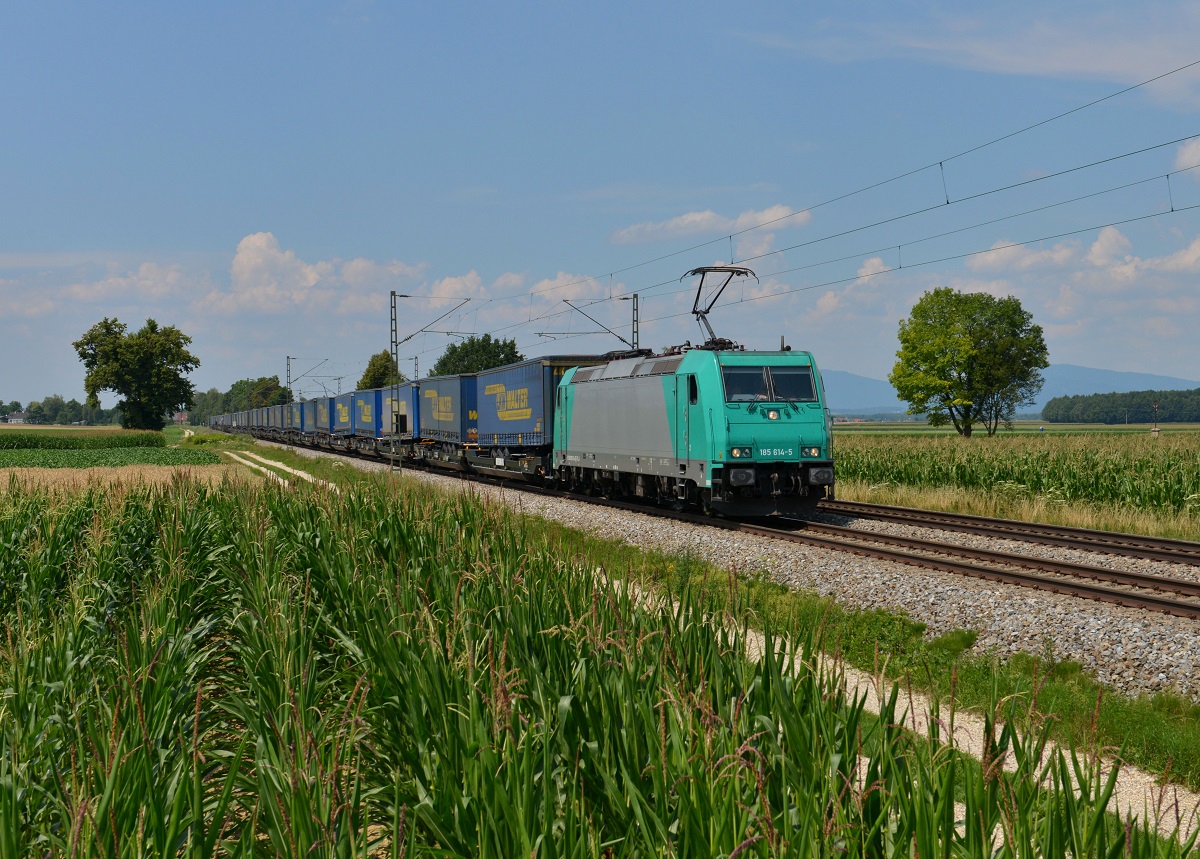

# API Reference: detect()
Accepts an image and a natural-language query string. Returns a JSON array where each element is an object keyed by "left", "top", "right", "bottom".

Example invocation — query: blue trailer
[
  {"left": 302, "top": 400, "right": 317, "bottom": 436},
  {"left": 333, "top": 393, "right": 354, "bottom": 436},
  {"left": 353, "top": 389, "right": 381, "bottom": 438},
  {"left": 475, "top": 356, "right": 606, "bottom": 449},
  {"left": 418, "top": 375, "right": 477, "bottom": 445},
  {"left": 287, "top": 402, "right": 303, "bottom": 433},
  {"left": 381, "top": 382, "right": 419, "bottom": 438},
  {"left": 314, "top": 398, "right": 332, "bottom": 436}
]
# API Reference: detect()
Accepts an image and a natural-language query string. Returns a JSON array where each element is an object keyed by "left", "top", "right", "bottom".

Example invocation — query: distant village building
[
  {"left": 173, "top": 411, "right": 188, "bottom": 426},
  {"left": 6, "top": 412, "right": 30, "bottom": 424}
]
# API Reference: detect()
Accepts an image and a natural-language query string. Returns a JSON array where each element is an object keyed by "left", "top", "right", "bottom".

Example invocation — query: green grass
[
  {"left": 1, "top": 475, "right": 1193, "bottom": 855},
  {"left": 0, "top": 447, "right": 221, "bottom": 467},
  {"left": 0, "top": 429, "right": 165, "bottom": 449}
]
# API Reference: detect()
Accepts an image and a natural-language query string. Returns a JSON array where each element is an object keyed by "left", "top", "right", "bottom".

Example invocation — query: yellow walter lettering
[
  {"left": 424, "top": 389, "right": 455, "bottom": 422},
  {"left": 496, "top": 386, "right": 532, "bottom": 421}
]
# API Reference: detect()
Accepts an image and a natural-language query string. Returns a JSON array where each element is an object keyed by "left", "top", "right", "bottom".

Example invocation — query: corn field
[
  {"left": 834, "top": 432, "right": 1200, "bottom": 513},
  {"left": 0, "top": 476, "right": 1194, "bottom": 856},
  {"left": 0, "top": 429, "right": 165, "bottom": 450},
  {"left": 0, "top": 447, "right": 221, "bottom": 468}
]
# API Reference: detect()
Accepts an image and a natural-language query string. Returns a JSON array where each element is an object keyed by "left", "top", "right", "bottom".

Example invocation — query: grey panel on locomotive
[{"left": 557, "top": 355, "right": 681, "bottom": 474}]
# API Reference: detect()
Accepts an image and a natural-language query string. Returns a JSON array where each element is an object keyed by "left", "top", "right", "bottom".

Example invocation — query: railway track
[
  {"left": 518, "top": 489, "right": 1200, "bottom": 620},
  {"left": 249, "top": 437, "right": 1200, "bottom": 620},
  {"left": 818, "top": 499, "right": 1200, "bottom": 566}
]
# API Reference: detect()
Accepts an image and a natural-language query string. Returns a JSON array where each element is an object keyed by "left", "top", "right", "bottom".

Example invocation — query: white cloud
[
  {"left": 527, "top": 271, "right": 607, "bottom": 302},
  {"left": 201, "top": 232, "right": 336, "bottom": 315},
  {"left": 808, "top": 258, "right": 898, "bottom": 321},
  {"left": 0, "top": 285, "right": 54, "bottom": 318},
  {"left": 743, "top": 8, "right": 1200, "bottom": 107},
  {"left": 1148, "top": 235, "right": 1200, "bottom": 272},
  {"left": 857, "top": 257, "right": 892, "bottom": 279},
  {"left": 611, "top": 204, "right": 810, "bottom": 244},
  {"left": 429, "top": 270, "right": 487, "bottom": 303},
  {"left": 967, "top": 240, "right": 1076, "bottom": 272},
  {"left": 340, "top": 257, "right": 426, "bottom": 290},
  {"left": 1086, "top": 226, "right": 1132, "bottom": 267},
  {"left": 1175, "top": 139, "right": 1200, "bottom": 178},
  {"left": 1081, "top": 229, "right": 1200, "bottom": 282},
  {"left": 197, "top": 233, "right": 427, "bottom": 317},
  {"left": 735, "top": 232, "right": 776, "bottom": 260},
  {"left": 491, "top": 272, "right": 525, "bottom": 292},
  {"left": 62, "top": 262, "right": 192, "bottom": 302}
]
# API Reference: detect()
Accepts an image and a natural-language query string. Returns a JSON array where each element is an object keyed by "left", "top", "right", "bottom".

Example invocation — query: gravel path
[{"left": 254, "top": 443, "right": 1200, "bottom": 841}]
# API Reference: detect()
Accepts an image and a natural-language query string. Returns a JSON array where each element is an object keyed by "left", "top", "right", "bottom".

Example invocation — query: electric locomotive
[{"left": 552, "top": 267, "right": 834, "bottom": 516}]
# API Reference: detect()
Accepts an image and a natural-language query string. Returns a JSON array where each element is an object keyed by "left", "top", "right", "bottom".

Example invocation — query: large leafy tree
[
  {"left": 357, "top": 350, "right": 407, "bottom": 389},
  {"left": 73, "top": 318, "right": 200, "bottom": 430},
  {"left": 431, "top": 334, "right": 523, "bottom": 376},
  {"left": 889, "top": 288, "right": 1048, "bottom": 437}
]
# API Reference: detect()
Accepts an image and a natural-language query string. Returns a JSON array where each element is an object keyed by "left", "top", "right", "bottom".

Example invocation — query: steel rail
[
  {"left": 784, "top": 519, "right": 1200, "bottom": 598},
  {"left": 819, "top": 499, "right": 1200, "bottom": 566},
  {"left": 580, "top": 496, "right": 1200, "bottom": 620}
]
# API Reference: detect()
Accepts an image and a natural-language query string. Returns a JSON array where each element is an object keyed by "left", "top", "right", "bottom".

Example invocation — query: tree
[
  {"left": 889, "top": 288, "right": 1048, "bottom": 437},
  {"left": 431, "top": 334, "right": 523, "bottom": 376},
  {"left": 73, "top": 318, "right": 200, "bottom": 431},
  {"left": 224, "top": 377, "right": 289, "bottom": 412},
  {"left": 357, "top": 351, "right": 407, "bottom": 389}
]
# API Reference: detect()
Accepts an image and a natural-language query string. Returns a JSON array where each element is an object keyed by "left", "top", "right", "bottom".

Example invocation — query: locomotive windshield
[
  {"left": 771, "top": 366, "right": 817, "bottom": 402},
  {"left": 722, "top": 365, "right": 817, "bottom": 403}
]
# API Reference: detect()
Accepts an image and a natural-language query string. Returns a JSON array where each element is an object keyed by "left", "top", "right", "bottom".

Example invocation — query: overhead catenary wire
[
  {"left": 397, "top": 128, "right": 1200, "bottom": 312},
  {"left": 380, "top": 58, "right": 1200, "bottom": 364},
  {"left": 396, "top": 194, "right": 1200, "bottom": 361},
  {"left": 430, "top": 54, "right": 1200, "bottom": 304}
]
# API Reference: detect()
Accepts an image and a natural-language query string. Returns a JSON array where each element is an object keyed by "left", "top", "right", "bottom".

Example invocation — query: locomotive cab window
[
  {"left": 722, "top": 367, "right": 770, "bottom": 402},
  {"left": 770, "top": 366, "right": 817, "bottom": 402},
  {"left": 721, "top": 365, "right": 818, "bottom": 403}
]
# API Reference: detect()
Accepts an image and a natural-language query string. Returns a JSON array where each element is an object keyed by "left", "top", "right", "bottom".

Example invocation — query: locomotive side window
[
  {"left": 688, "top": 375, "right": 698, "bottom": 405},
  {"left": 771, "top": 367, "right": 817, "bottom": 402}
]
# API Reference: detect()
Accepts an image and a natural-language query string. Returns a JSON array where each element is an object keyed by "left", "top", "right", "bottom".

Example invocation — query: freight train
[{"left": 211, "top": 269, "right": 835, "bottom": 516}]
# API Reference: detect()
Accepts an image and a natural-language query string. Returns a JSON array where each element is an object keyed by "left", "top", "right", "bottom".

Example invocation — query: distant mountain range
[{"left": 821, "top": 364, "right": 1200, "bottom": 416}]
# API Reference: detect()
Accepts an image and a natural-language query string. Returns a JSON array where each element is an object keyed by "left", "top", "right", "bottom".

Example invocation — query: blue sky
[{"left": 4, "top": 1, "right": 1200, "bottom": 405}]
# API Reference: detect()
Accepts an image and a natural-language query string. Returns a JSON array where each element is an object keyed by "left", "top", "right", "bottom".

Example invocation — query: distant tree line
[
  {"left": 1, "top": 396, "right": 121, "bottom": 425},
  {"left": 1042, "top": 388, "right": 1200, "bottom": 423},
  {"left": 188, "top": 377, "right": 291, "bottom": 426}
]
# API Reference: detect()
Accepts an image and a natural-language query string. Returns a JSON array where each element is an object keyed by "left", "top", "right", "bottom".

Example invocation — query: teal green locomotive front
[{"left": 553, "top": 348, "right": 833, "bottom": 515}]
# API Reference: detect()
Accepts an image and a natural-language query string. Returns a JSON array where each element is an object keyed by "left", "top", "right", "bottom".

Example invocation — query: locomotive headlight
[
  {"left": 730, "top": 447, "right": 752, "bottom": 458},
  {"left": 766, "top": 409, "right": 780, "bottom": 420},
  {"left": 804, "top": 446, "right": 822, "bottom": 457}
]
